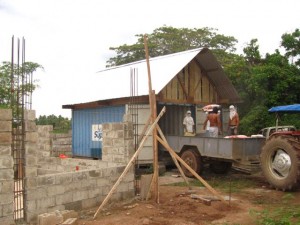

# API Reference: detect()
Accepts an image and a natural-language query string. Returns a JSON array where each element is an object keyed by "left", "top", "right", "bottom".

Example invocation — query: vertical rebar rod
[
  {"left": 21, "top": 36, "right": 26, "bottom": 221},
  {"left": 12, "top": 36, "right": 26, "bottom": 223},
  {"left": 10, "top": 36, "right": 14, "bottom": 108},
  {"left": 130, "top": 67, "right": 140, "bottom": 195}
]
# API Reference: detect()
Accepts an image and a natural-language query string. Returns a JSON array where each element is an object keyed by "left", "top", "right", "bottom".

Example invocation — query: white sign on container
[{"left": 92, "top": 124, "right": 102, "bottom": 141}]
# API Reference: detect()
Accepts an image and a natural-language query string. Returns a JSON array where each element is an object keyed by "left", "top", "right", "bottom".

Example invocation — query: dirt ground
[{"left": 76, "top": 169, "right": 300, "bottom": 225}]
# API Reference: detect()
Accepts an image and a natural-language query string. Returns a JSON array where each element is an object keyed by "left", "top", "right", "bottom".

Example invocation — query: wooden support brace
[
  {"left": 93, "top": 106, "right": 166, "bottom": 219},
  {"left": 156, "top": 125, "right": 191, "bottom": 189},
  {"left": 155, "top": 135, "right": 227, "bottom": 204}
]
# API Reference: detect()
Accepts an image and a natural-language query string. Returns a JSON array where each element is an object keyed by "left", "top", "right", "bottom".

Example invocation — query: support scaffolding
[{"left": 93, "top": 35, "right": 227, "bottom": 219}]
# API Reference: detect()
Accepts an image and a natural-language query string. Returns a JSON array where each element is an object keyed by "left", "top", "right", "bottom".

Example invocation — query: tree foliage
[
  {"left": 0, "top": 61, "right": 43, "bottom": 106},
  {"left": 241, "top": 51, "right": 299, "bottom": 106},
  {"left": 36, "top": 114, "right": 71, "bottom": 133},
  {"left": 0, "top": 62, "right": 11, "bottom": 106},
  {"left": 106, "top": 26, "right": 237, "bottom": 67},
  {"left": 243, "top": 38, "right": 262, "bottom": 66},
  {"left": 281, "top": 28, "right": 300, "bottom": 66},
  {"left": 237, "top": 36, "right": 300, "bottom": 135}
]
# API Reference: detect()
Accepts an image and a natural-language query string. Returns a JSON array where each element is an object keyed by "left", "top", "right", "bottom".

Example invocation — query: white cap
[
  {"left": 229, "top": 105, "right": 235, "bottom": 109},
  {"left": 187, "top": 110, "right": 191, "bottom": 114}
]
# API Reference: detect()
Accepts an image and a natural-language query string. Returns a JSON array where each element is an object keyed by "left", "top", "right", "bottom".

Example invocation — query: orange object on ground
[{"left": 59, "top": 154, "right": 68, "bottom": 159}]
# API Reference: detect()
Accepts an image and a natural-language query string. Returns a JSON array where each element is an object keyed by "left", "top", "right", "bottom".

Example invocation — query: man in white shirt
[{"left": 183, "top": 110, "right": 195, "bottom": 136}]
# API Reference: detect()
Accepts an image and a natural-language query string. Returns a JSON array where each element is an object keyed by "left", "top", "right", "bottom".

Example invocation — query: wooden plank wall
[{"left": 159, "top": 60, "right": 218, "bottom": 104}]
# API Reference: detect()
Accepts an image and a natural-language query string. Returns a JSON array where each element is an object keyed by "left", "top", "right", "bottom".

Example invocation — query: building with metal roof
[
  {"left": 63, "top": 48, "right": 241, "bottom": 161},
  {"left": 63, "top": 47, "right": 240, "bottom": 108}
]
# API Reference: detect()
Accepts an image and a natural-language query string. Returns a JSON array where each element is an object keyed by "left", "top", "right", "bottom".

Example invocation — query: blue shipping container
[{"left": 72, "top": 106, "right": 125, "bottom": 158}]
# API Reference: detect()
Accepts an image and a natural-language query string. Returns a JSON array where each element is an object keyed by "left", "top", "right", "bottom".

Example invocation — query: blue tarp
[{"left": 268, "top": 104, "right": 300, "bottom": 113}]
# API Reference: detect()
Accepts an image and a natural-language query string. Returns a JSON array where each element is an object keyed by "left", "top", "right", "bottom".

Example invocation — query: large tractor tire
[
  {"left": 260, "top": 136, "right": 300, "bottom": 191},
  {"left": 180, "top": 149, "right": 203, "bottom": 178}
]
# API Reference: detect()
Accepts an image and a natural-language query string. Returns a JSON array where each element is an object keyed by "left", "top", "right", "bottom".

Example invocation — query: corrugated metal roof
[
  {"left": 195, "top": 48, "right": 241, "bottom": 103},
  {"left": 64, "top": 48, "right": 241, "bottom": 107}
]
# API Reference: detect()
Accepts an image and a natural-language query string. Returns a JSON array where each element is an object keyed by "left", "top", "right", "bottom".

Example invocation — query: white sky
[{"left": 0, "top": 0, "right": 299, "bottom": 118}]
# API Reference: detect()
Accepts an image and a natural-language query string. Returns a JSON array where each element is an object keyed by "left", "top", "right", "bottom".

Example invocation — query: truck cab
[{"left": 258, "top": 126, "right": 296, "bottom": 139}]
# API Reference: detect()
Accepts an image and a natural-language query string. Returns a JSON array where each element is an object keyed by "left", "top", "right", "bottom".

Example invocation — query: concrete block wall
[
  {"left": 24, "top": 110, "right": 38, "bottom": 178},
  {"left": 26, "top": 164, "right": 135, "bottom": 224},
  {"left": 102, "top": 114, "right": 134, "bottom": 164},
  {"left": 0, "top": 109, "right": 14, "bottom": 225},
  {"left": 37, "top": 157, "right": 118, "bottom": 174},
  {"left": 26, "top": 112, "right": 135, "bottom": 224},
  {"left": 24, "top": 110, "right": 39, "bottom": 224},
  {"left": 0, "top": 109, "right": 135, "bottom": 224},
  {"left": 37, "top": 125, "right": 72, "bottom": 159},
  {"left": 37, "top": 125, "right": 53, "bottom": 161},
  {"left": 51, "top": 132, "right": 72, "bottom": 157}
]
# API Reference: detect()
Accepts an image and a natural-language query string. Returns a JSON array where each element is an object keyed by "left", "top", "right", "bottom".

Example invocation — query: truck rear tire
[
  {"left": 180, "top": 149, "right": 202, "bottom": 178},
  {"left": 260, "top": 136, "right": 300, "bottom": 191}
]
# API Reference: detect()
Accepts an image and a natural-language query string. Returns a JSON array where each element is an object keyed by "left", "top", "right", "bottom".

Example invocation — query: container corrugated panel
[
  {"left": 158, "top": 104, "right": 195, "bottom": 136},
  {"left": 72, "top": 106, "right": 125, "bottom": 158}
]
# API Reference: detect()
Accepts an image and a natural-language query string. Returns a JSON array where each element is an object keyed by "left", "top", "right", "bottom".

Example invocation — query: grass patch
[
  {"left": 250, "top": 205, "right": 300, "bottom": 225},
  {"left": 0, "top": 104, "right": 10, "bottom": 109},
  {"left": 250, "top": 193, "right": 300, "bottom": 224}
]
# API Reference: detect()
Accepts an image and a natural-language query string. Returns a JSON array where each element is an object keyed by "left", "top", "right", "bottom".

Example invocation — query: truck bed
[{"left": 164, "top": 135, "right": 265, "bottom": 170}]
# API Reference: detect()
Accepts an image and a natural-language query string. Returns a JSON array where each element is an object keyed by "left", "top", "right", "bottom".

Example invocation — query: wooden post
[
  {"left": 151, "top": 90, "right": 159, "bottom": 202},
  {"left": 93, "top": 107, "right": 166, "bottom": 219},
  {"left": 143, "top": 35, "right": 159, "bottom": 203}
]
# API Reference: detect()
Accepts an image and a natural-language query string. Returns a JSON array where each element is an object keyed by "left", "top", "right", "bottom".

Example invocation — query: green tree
[
  {"left": 281, "top": 28, "right": 300, "bottom": 66},
  {"left": 248, "top": 51, "right": 300, "bottom": 107},
  {"left": 243, "top": 39, "right": 262, "bottom": 66},
  {"left": 0, "top": 61, "right": 43, "bottom": 107},
  {"left": 238, "top": 39, "right": 300, "bottom": 135},
  {"left": 222, "top": 53, "right": 251, "bottom": 117},
  {"left": 36, "top": 114, "right": 71, "bottom": 133},
  {"left": 0, "top": 62, "right": 11, "bottom": 106},
  {"left": 106, "top": 25, "right": 238, "bottom": 67},
  {"left": 239, "top": 105, "right": 274, "bottom": 135}
]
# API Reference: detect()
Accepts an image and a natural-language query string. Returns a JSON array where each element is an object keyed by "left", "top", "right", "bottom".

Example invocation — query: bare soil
[{"left": 77, "top": 170, "right": 300, "bottom": 225}]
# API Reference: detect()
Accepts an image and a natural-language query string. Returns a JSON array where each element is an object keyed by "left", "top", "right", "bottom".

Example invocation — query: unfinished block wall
[
  {"left": 37, "top": 125, "right": 72, "bottom": 158},
  {"left": 0, "top": 109, "right": 135, "bottom": 224},
  {"left": 51, "top": 131, "right": 72, "bottom": 157},
  {"left": 0, "top": 110, "right": 135, "bottom": 224},
  {"left": 0, "top": 109, "right": 14, "bottom": 225},
  {"left": 102, "top": 114, "right": 134, "bottom": 164},
  {"left": 37, "top": 125, "right": 53, "bottom": 162},
  {"left": 25, "top": 112, "right": 135, "bottom": 224}
]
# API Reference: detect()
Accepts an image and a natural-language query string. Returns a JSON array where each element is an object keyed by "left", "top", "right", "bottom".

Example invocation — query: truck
[
  {"left": 165, "top": 135, "right": 264, "bottom": 176},
  {"left": 164, "top": 104, "right": 300, "bottom": 191},
  {"left": 257, "top": 125, "right": 296, "bottom": 138}
]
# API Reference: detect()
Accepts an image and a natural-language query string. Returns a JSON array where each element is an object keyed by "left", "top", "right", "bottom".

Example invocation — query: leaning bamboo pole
[
  {"left": 93, "top": 107, "right": 166, "bottom": 219},
  {"left": 146, "top": 125, "right": 192, "bottom": 200},
  {"left": 155, "top": 134, "right": 227, "bottom": 204},
  {"left": 156, "top": 125, "right": 191, "bottom": 189}
]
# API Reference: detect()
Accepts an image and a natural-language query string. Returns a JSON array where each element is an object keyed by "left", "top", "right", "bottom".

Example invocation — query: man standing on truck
[
  {"left": 203, "top": 107, "right": 222, "bottom": 137},
  {"left": 183, "top": 110, "right": 195, "bottom": 136},
  {"left": 228, "top": 105, "right": 239, "bottom": 135}
]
